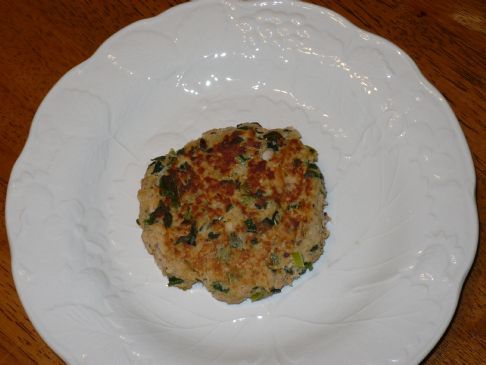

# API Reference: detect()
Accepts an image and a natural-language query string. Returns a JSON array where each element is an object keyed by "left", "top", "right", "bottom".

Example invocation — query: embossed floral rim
[{"left": 6, "top": 0, "right": 478, "bottom": 364}]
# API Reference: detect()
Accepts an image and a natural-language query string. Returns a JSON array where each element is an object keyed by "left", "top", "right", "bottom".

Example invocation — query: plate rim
[{"left": 5, "top": 0, "right": 479, "bottom": 364}]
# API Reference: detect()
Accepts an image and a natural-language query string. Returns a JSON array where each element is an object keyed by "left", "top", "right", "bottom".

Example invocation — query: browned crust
[{"left": 138, "top": 123, "right": 329, "bottom": 303}]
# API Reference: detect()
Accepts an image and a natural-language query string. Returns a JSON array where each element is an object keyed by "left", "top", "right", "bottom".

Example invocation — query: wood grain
[{"left": 0, "top": 1, "right": 484, "bottom": 364}]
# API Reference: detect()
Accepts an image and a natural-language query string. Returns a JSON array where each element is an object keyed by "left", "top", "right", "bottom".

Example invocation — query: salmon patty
[{"left": 137, "top": 123, "right": 329, "bottom": 304}]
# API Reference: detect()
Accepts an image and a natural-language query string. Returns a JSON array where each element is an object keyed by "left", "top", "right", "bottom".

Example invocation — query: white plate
[{"left": 6, "top": 1, "right": 478, "bottom": 364}]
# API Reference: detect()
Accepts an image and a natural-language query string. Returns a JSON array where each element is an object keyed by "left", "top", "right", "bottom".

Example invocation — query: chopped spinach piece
[
  {"left": 149, "top": 155, "right": 166, "bottom": 174},
  {"left": 236, "top": 123, "right": 250, "bottom": 130},
  {"left": 176, "top": 147, "right": 185, "bottom": 155},
  {"left": 168, "top": 276, "right": 184, "bottom": 286},
  {"left": 310, "top": 244, "right": 319, "bottom": 252},
  {"left": 284, "top": 267, "right": 294, "bottom": 275},
  {"left": 271, "top": 288, "right": 281, "bottom": 294},
  {"left": 145, "top": 202, "right": 172, "bottom": 228},
  {"left": 176, "top": 223, "right": 197, "bottom": 246},
  {"left": 304, "top": 262, "right": 314, "bottom": 271},
  {"left": 136, "top": 218, "right": 140, "bottom": 226},
  {"left": 262, "top": 217, "right": 273, "bottom": 226},
  {"left": 263, "top": 131, "right": 283, "bottom": 151},
  {"left": 229, "top": 232, "right": 243, "bottom": 248},
  {"left": 244, "top": 218, "right": 257, "bottom": 233},
  {"left": 159, "top": 174, "right": 179, "bottom": 206},
  {"left": 152, "top": 160, "right": 164, "bottom": 174},
  {"left": 162, "top": 210, "right": 173, "bottom": 228},
  {"left": 304, "top": 162, "right": 323, "bottom": 178},
  {"left": 208, "top": 231, "right": 220, "bottom": 240},
  {"left": 262, "top": 211, "right": 279, "bottom": 226},
  {"left": 308, "top": 162, "right": 320, "bottom": 171},
  {"left": 212, "top": 282, "right": 229, "bottom": 293},
  {"left": 250, "top": 287, "right": 269, "bottom": 302}
]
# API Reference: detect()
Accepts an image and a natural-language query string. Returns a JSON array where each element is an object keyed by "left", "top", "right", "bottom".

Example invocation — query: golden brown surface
[
  {"left": 0, "top": 0, "right": 484, "bottom": 363},
  {"left": 138, "top": 124, "right": 328, "bottom": 303}
]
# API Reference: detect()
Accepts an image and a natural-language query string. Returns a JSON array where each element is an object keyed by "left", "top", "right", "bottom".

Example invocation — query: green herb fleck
[
  {"left": 159, "top": 174, "right": 179, "bottom": 207},
  {"left": 244, "top": 218, "right": 257, "bottom": 233},
  {"left": 229, "top": 232, "right": 243, "bottom": 248},
  {"left": 310, "top": 244, "right": 319, "bottom": 252},
  {"left": 292, "top": 252, "right": 305, "bottom": 268},
  {"left": 208, "top": 231, "right": 220, "bottom": 240},
  {"left": 168, "top": 276, "right": 184, "bottom": 286},
  {"left": 304, "top": 262, "right": 314, "bottom": 271},
  {"left": 284, "top": 267, "right": 294, "bottom": 275},
  {"left": 136, "top": 218, "right": 140, "bottom": 226},
  {"left": 212, "top": 282, "right": 229, "bottom": 293},
  {"left": 271, "top": 288, "right": 281, "bottom": 294},
  {"left": 235, "top": 154, "right": 251, "bottom": 164},
  {"left": 176, "top": 223, "right": 197, "bottom": 246}
]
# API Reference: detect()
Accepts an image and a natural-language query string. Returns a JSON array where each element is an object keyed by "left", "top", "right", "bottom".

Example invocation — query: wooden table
[{"left": 0, "top": 1, "right": 484, "bottom": 364}]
